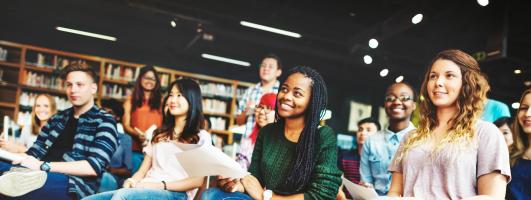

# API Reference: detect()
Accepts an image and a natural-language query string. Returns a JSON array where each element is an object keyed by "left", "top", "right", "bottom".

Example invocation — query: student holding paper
[
  {"left": 84, "top": 79, "right": 211, "bottom": 200},
  {"left": 0, "top": 94, "right": 57, "bottom": 153},
  {"left": 123, "top": 66, "right": 163, "bottom": 173},
  {"left": 202, "top": 66, "right": 342, "bottom": 200},
  {"left": 388, "top": 50, "right": 511, "bottom": 199}
]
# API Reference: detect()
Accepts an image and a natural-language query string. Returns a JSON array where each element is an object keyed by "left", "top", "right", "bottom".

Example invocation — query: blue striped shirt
[{"left": 27, "top": 105, "right": 118, "bottom": 198}]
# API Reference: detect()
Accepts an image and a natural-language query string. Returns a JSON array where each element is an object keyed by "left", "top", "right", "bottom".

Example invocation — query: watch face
[
  {"left": 264, "top": 190, "right": 272, "bottom": 198},
  {"left": 40, "top": 162, "right": 50, "bottom": 171}
]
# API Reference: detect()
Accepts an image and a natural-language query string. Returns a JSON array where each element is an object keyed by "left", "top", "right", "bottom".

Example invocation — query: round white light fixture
[
  {"left": 171, "top": 20, "right": 177, "bottom": 27},
  {"left": 512, "top": 102, "right": 520, "bottom": 109},
  {"left": 477, "top": 0, "right": 489, "bottom": 6},
  {"left": 379, "top": 69, "right": 389, "bottom": 77},
  {"left": 395, "top": 75, "right": 404, "bottom": 83},
  {"left": 363, "top": 55, "right": 373, "bottom": 64},
  {"left": 412, "top": 14, "right": 423, "bottom": 24},
  {"left": 369, "top": 38, "right": 379, "bottom": 49},
  {"left": 524, "top": 81, "right": 531, "bottom": 87},
  {"left": 514, "top": 69, "right": 522, "bottom": 74}
]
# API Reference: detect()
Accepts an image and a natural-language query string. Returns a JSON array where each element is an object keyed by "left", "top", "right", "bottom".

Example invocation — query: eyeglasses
[
  {"left": 255, "top": 105, "right": 273, "bottom": 114},
  {"left": 142, "top": 76, "right": 157, "bottom": 82},
  {"left": 385, "top": 95, "right": 413, "bottom": 103}
]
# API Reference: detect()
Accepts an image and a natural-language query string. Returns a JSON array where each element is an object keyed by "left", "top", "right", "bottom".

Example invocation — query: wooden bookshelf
[
  {"left": 0, "top": 61, "right": 20, "bottom": 69},
  {"left": 0, "top": 40, "right": 252, "bottom": 144}
]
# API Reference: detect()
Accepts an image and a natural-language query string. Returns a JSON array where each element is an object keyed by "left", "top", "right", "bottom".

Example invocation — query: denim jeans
[
  {"left": 99, "top": 172, "right": 119, "bottom": 193},
  {"left": 82, "top": 188, "right": 188, "bottom": 200},
  {"left": 131, "top": 152, "right": 144, "bottom": 175},
  {"left": 200, "top": 188, "right": 253, "bottom": 200},
  {"left": 0, "top": 161, "right": 71, "bottom": 200}
]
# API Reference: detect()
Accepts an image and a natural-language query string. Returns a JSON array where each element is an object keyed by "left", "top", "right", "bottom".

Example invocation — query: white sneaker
[{"left": 0, "top": 170, "right": 47, "bottom": 197}]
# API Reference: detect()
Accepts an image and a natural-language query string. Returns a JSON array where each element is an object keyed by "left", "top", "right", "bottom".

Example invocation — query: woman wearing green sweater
[{"left": 201, "top": 66, "right": 342, "bottom": 200}]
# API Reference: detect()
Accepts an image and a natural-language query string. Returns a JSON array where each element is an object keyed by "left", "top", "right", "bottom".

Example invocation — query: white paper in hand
[
  {"left": 342, "top": 177, "right": 379, "bottom": 200},
  {"left": 0, "top": 148, "right": 24, "bottom": 162},
  {"left": 144, "top": 125, "right": 158, "bottom": 141},
  {"left": 176, "top": 145, "right": 249, "bottom": 178}
]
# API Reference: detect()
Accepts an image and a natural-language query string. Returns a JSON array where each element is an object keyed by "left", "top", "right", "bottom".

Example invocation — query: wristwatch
[
  {"left": 40, "top": 162, "right": 51, "bottom": 172},
  {"left": 263, "top": 189, "right": 272, "bottom": 200}
]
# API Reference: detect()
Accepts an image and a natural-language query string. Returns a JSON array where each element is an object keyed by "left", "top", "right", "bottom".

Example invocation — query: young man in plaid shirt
[
  {"left": 235, "top": 54, "right": 282, "bottom": 137},
  {"left": 0, "top": 62, "right": 118, "bottom": 199}
]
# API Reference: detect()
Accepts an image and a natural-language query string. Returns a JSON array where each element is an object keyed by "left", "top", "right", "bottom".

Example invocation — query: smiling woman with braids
[
  {"left": 201, "top": 66, "right": 342, "bottom": 200},
  {"left": 387, "top": 49, "right": 511, "bottom": 199}
]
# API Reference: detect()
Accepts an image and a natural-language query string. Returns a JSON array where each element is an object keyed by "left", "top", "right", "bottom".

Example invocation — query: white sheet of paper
[
  {"left": 175, "top": 142, "right": 204, "bottom": 151},
  {"left": 176, "top": 145, "right": 249, "bottom": 178},
  {"left": 144, "top": 125, "right": 157, "bottom": 141},
  {"left": 342, "top": 177, "right": 379, "bottom": 200},
  {"left": 0, "top": 149, "right": 24, "bottom": 161}
]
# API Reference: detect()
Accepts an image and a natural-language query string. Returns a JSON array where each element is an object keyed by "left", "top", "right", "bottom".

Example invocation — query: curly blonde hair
[
  {"left": 396, "top": 49, "right": 490, "bottom": 162},
  {"left": 509, "top": 88, "right": 531, "bottom": 166}
]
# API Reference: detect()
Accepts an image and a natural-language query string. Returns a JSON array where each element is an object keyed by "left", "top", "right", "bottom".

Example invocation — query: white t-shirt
[
  {"left": 142, "top": 130, "right": 212, "bottom": 199},
  {"left": 19, "top": 125, "right": 38, "bottom": 149}
]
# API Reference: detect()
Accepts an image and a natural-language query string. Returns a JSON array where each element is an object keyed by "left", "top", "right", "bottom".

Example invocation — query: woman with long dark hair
[
  {"left": 387, "top": 50, "right": 510, "bottom": 199},
  {"left": 201, "top": 66, "right": 342, "bottom": 200},
  {"left": 123, "top": 66, "right": 163, "bottom": 172},
  {"left": 84, "top": 79, "right": 210, "bottom": 200}
]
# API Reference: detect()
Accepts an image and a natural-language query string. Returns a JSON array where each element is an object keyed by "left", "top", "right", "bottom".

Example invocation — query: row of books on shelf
[
  {"left": 25, "top": 71, "right": 64, "bottom": 90},
  {"left": 26, "top": 53, "right": 91, "bottom": 70},
  {"left": 104, "top": 64, "right": 139, "bottom": 82},
  {"left": 102, "top": 84, "right": 133, "bottom": 99},
  {"left": 0, "top": 47, "right": 7, "bottom": 61},
  {"left": 16, "top": 111, "right": 32, "bottom": 127},
  {"left": 200, "top": 82, "right": 233, "bottom": 98},
  {"left": 19, "top": 92, "right": 71, "bottom": 110},
  {"left": 203, "top": 98, "right": 228, "bottom": 114},
  {"left": 208, "top": 116, "right": 227, "bottom": 131}
]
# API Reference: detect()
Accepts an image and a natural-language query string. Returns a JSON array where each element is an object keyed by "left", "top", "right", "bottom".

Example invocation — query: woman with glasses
[
  {"left": 360, "top": 82, "right": 417, "bottom": 195},
  {"left": 123, "top": 66, "right": 163, "bottom": 174},
  {"left": 236, "top": 93, "right": 277, "bottom": 170},
  {"left": 388, "top": 50, "right": 510, "bottom": 199}
]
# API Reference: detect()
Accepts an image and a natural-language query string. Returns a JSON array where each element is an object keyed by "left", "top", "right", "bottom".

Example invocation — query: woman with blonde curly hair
[
  {"left": 507, "top": 88, "right": 531, "bottom": 199},
  {"left": 387, "top": 49, "right": 511, "bottom": 199}
]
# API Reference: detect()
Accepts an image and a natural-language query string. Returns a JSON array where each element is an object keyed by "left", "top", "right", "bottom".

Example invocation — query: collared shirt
[
  {"left": 360, "top": 122, "right": 416, "bottom": 195},
  {"left": 236, "top": 81, "right": 279, "bottom": 137},
  {"left": 26, "top": 105, "right": 118, "bottom": 198}
]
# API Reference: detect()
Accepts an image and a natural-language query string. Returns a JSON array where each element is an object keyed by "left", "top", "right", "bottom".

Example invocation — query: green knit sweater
[{"left": 248, "top": 122, "right": 342, "bottom": 200}]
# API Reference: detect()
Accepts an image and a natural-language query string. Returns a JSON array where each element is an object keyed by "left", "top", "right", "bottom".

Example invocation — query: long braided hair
[{"left": 275, "top": 66, "right": 328, "bottom": 194}]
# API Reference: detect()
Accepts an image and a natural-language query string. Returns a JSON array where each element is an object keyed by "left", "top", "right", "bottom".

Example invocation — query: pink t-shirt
[
  {"left": 142, "top": 130, "right": 211, "bottom": 200},
  {"left": 389, "top": 120, "right": 511, "bottom": 199}
]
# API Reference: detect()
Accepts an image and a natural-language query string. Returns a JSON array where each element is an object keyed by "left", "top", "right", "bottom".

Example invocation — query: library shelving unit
[
  {"left": 100, "top": 58, "right": 143, "bottom": 101},
  {"left": 0, "top": 40, "right": 252, "bottom": 144}
]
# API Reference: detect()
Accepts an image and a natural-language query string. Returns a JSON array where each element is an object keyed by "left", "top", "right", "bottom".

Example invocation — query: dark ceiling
[{"left": 1, "top": 0, "right": 530, "bottom": 130}]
